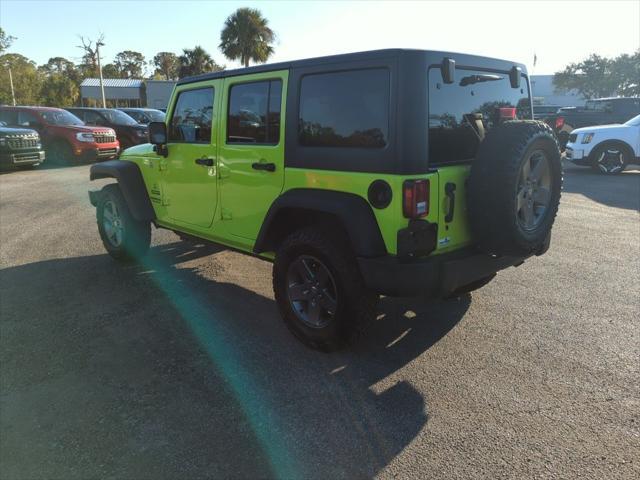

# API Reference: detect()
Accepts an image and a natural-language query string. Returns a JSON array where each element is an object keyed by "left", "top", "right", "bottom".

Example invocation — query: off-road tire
[
  {"left": 96, "top": 184, "right": 151, "bottom": 262},
  {"left": 589, "top": 142, "right": 630, "bottom": 175},
  {"left": 273, "top": 226, "right": 378, "bottom": 352},
  {"left": 468, "top": 120, "right": 562, "bottom": 257}
]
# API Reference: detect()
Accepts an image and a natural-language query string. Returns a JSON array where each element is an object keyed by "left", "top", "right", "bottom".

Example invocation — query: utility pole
[
  {"left": 96, "top": 40, "right": 106, "bottom": 108},
  {"left": 8, "top": 66, "right": 16, "bottom": 106}
]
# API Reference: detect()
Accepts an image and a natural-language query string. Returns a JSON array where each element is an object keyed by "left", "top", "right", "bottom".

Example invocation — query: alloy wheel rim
[
  {"left": 286, "top": 255, "right": 338, "bottom": 329},
  {"left": 516, "top": 150, "right": 552, "bottom": 231},
  {"left": 102, "top": 200, "right": 124, "bottom": 247},
  {"left": 597, "top": 149, "right": 624, "bottom": 173}
]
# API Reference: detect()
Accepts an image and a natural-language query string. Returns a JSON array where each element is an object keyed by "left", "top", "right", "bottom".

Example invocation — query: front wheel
[
  {"left": 96, "top": 184, "right": 151, "bottom": 261},
  {"left": 273, "top": 226, "right": 378, "bottom": 351},
  {"left": 590, "top": 143, "right": 629, "bottom": 174}
]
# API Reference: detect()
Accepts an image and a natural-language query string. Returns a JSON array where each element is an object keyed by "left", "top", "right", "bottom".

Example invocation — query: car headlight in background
[
  {"left": 582, "top": 133, "right": 595, "bottom": 144},
  {"left": 76, "top": 132, "right": 95, "bottom": 142}
]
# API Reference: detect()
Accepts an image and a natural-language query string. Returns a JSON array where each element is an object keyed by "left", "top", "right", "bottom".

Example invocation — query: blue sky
[{"left": 1, "top": 0, "right": 638, "bottom": 74}]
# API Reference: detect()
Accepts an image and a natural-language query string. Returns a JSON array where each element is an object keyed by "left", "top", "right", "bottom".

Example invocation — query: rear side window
[
  {"left": 169, "top": 88, "right": 214, "bottom": 143},
  {"left": 428, "top": 68, "right": 531, "bottom": 164},
  {"left": 0, "top": 110, "right": 18, "bottom": 125},
  {"left": 227, "top": 80, "right": 282, "bottom": 144},
  {"left": 585, "top": 100, "right": 612, "bottom": 112},
  {"left": 298, "top": 69, "right": 389, "bottom": 148}
]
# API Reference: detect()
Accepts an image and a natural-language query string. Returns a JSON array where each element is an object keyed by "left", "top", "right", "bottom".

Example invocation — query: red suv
[{"left": 0, "top": 106, "right": 120, "bottom": 164}]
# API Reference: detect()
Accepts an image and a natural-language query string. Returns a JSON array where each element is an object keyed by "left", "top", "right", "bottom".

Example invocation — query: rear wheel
[
  {"left": 273, "top": 226, "right": 378, "bottom": 351},
  {"left": 590, "top": 143, "right": 629, "bottom": 174},
  {"left": 97, "top": 184, "right": 150, "bottom": 261}
]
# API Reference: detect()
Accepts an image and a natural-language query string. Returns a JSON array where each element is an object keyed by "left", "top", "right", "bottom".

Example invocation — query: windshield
[
  {"left": 146, "top": 110, "right": 165, "bottom": 122},
  {"left": 40, "top": 110, "right": 84, "bottom": 126},
  {"left": 428, "top": 67, "right": 531, "bottom": 164},
  {"left": 624, "top": 114, "right": 640, "bottom": 126},
  {"left": 100, "top": 110, "right": 139, "bottom": 126}
]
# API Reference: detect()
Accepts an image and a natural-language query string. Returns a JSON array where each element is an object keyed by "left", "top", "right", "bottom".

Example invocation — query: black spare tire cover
[{"left": 467, "top": 120, "right": 562, "bottom": 257}]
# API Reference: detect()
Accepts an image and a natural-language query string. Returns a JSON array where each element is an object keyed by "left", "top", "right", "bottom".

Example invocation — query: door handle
[
  {"left": 195, "top": 157, "right": 214, "bottom": 166},
  {"left": 251, "top": 162, "right": 276, "bottom": 172},
  {"left": 444, "top": 182, "right": 456, "bottom": 223}
]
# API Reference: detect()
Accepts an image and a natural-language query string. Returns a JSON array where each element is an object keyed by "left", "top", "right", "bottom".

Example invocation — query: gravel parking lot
[{"left": 1, "top": 162, "right": 639, "bottom": 479}]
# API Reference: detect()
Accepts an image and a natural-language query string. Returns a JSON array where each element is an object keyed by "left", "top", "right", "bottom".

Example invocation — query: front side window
[
  {"left": 428, "top": 67, "right": 531, "bottom": 164},
  {"left": 169, "top": 88, "right": 214, "bottom": 143},
  {"left": 18, "top": 111, "right": 39, "bottom": 126},
  {"left": 298, "top": 69, "right": 390, "bottom": 148},
  {"left": 101, "top": 109, "right": 138, "bottom": 126},
  {"left": 84, "top": 111, "right": 104, "bottom": 125},
  {"left": 227, "top": 80, "right": 282, "bottom": 144}
]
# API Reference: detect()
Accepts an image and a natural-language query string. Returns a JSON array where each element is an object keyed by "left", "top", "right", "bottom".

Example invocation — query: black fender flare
[
  {"left": 89, "top": 160, "right": 155, "bottom": 221},
  {"left": 253, "top": 189, "right": 387, "bottom": 258}
]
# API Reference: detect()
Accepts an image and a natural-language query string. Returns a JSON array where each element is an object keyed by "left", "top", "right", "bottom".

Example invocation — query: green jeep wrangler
[{"left": 89, "top": 49, "right": 562, "bottom": 351}]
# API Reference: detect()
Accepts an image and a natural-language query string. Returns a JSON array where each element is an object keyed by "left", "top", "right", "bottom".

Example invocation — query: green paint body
[{"left": 122, "top": 70, "right": 473, "bottom": 258}]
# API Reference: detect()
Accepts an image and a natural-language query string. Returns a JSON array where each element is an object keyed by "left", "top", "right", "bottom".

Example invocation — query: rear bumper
[
  {"left": 0, "top": 150, "right": 45, "bottom": 166},
  {"left": 358, "top": 248, "right": 530, "bottom": 297}
]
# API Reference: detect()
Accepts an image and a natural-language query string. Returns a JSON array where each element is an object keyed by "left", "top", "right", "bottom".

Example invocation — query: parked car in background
[
  {"left": 0, "top": 120, "right": 45, "bottom": 169},
  {"left": 0, "top": 106, "right": 119, "bottom": 164},
  {"left": 117, "top": 108, "right": 165, "bottom": 125},
  {"left": 545, "top": 97, "right": 640, "bottom": 149},
  {"left": 533, "top": 104, "right": 562, "bottom": 120},
  {"left": 66, "top": 108, "right": 148, "bottom": 150},
  {"left": 565, "top": 114, "right": 640, "bottom": 174}
]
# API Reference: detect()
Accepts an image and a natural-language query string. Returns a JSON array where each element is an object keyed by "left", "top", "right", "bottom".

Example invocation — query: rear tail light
[
  {"left": 555, "top": 116, "right": 565, "bottom": 129},
  {"left": 499, "top": 107, "right": 517, "bottom": 120},
  {"left": 403, "top": 179, "right": 429, "bottom": 218}
]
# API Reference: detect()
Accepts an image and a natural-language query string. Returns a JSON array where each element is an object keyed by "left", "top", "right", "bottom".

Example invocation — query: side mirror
[
  {"left": 509, "top": 66, "right": 522, "bottom": 89},
  {"left": 441, "top": 58, "right": 455, "bottom": 84},
  {"left": 149, "top": 121, "right": 168, "bottom": 157}
]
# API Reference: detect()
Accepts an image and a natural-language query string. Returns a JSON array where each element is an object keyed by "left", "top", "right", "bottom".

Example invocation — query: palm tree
[
  {"left": 178, "top": 46, "right": 224, "bottom": 78},
  {"left": 219, "top": 8, "right": 275, "bottom": 68}
]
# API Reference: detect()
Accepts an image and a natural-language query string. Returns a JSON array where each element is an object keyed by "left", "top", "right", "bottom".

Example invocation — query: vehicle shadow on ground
[
  {"left": 0, "top": 241, "right": 469, "bottom": 479},
  {"left": 562, "top": 161, "right": 640, "bottom": 211}
]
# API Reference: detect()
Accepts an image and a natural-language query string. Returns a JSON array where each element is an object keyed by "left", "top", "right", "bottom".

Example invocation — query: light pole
[
  {"left": 8, "top": 66, "right": 16, "bottom": 106},
  {"left": 96, "top": 40, "right": 106, "bottom": 108}
]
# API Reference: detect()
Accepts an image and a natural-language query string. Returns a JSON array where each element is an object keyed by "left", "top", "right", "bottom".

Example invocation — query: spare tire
[{"left": 467, "top": 120, "right": 562, "bottom": 257}]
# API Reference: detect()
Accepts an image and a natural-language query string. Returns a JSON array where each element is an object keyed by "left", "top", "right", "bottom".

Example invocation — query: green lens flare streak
[{"left": 140, "top": 252, "right": 299, "bottom": 479}]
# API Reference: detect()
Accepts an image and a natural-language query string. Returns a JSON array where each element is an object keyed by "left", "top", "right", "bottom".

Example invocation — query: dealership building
[
  {"left": 530, "top": 75, "right": 585, "bottom": 107},
  {"left": 80, "top": 78, "right": 177, "bottom": 109}
]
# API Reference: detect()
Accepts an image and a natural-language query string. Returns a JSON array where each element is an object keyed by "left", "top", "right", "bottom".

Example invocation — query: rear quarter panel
[{"left": 283, "top": 169, "right": 439, "bottom": 255}]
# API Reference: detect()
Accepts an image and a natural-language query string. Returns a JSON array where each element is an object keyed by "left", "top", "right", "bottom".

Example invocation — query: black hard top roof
[{"left": 178, "top": 48, "right": 527, "bottom": 86}]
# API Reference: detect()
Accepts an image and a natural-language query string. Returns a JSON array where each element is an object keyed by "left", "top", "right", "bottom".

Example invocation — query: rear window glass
[
  {"left": 299, "top": 68, "right": 389, "bottom": 148},
  {"left": 428, "top": 68, "right": 531, "bottom": 164},
  {"left": 227, "top": 80, "right": 282, "bottom": 144}
]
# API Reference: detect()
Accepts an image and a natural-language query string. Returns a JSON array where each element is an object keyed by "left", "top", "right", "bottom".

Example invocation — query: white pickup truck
[{"left": 565, "top": 114, "right": 640, "bottom": 174}]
